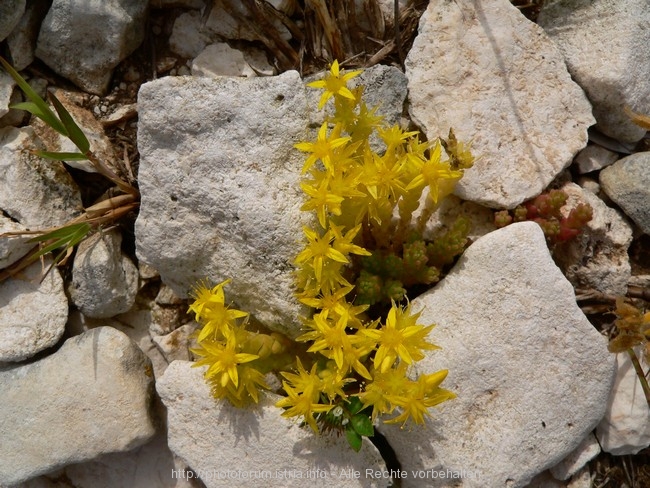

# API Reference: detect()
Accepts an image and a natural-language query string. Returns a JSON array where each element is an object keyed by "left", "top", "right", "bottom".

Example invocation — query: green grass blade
[
  {"left": 49, "top": 92, "right": 90, "bottom": 153},
  {"left": 28, "top": 223, "right": 91, "bottom": 260},
  {"left": 0, "top": 56, "right": 67, "bottom": 135},
  {"left": 36, "top": 151, "right": 89, "bottom": 161},
  {"left": 28, "top": 222, "right": 91, "bottom": 243}
]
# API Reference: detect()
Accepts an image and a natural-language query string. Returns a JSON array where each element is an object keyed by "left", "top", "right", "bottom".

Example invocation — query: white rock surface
[
  {"left": 0, "top": 0, "right": 25, "bottom": 41},
  {"left": 69, "top": 229, "right": 139, "bottom": 318},
  {"left": 0, "top": 327, "right": 156, "bottom": 485},
  {"left": 553, "top": 182, "right": 632, "bottom": 296},
  {"left": 152, "top": 322, "right": 199, "bottom": 365},
  {"left": 169, "top": 10, "right": 211, "bottom": 59},
  {"left": 67, "top": 307, "right": 170, "bottom": 380},
  {"left": 191, "top": 43, "right": 256, "bottom": 78},
  {"left": 63, "top": 432, "right": 199, "bottom": 488},
  {"left": 549, "top": 433, "right": 600, "bottom": 481},
  {"left": 0, "top": 260, "right": 67, "bottom": 362},
  {"left": 405, "top": 0, "right": 594, "bottom": 208},
  {"left": 0, "top": 126, "right": 82, "bottom": 228},
  {"left": 241, "top": 46, "right": 276, "bottom": 76},
  {"left": 378, "top": 222, "right": 616, "bottom": 487},
  {"left": 538, "top": 0, "right": 650, "bottom": 143},
  {"left": 35, "top": 0, "right": 148, "bottom": 94},
  {"left": 157, "top": 360, "right": 390, "bottom": 488},
  {"left": 596, "top": 350, "right": 650, "bottom": 455},
  {"left": 574, "top": 144, "right": 618, "bottom": 174},
  {"left": 135, "top": 72, "right": 312, "bottom": 338},
  {"left": 0, "top": 213, "right": 33, "bottom": 268}
]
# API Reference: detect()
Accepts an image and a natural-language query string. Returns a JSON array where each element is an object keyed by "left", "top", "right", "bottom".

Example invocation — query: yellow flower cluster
[
  {"left": 189, "top": 279, "right": 287, "bottom": 406},
  {"left": 189, "top": 60, "right": 467, "bottom": 438},
  {"left": 281, "top": 60, "right": 460, "bottom": 431}
]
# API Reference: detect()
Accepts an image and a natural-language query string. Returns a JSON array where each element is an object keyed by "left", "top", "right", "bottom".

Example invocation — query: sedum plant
[
  {"left": 189, "top": 60, "right": 475, "bottom": 450},
  {"left": 494, "top": 189, "right": 593, "bottom": 244}
]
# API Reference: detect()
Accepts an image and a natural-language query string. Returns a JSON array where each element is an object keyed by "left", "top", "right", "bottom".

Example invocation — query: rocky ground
[{"left": 1, "top": 0, "right": 649, "bottom": 487}]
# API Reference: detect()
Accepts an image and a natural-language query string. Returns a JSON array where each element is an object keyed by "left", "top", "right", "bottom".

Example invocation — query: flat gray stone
[
  {"left": 378, "top": 222, "right": 616, "bottom": 487},
  {"left": 69, "top": 229, "right": 139, "bottom": 318},
  {"left": 169, "top": 10, "right": 210, "bottom": 59},
  {"left": 0, "top": 327, "right": 156, "bottom": 485},
  {"left": 405, "top": 0, "right": 594, "bottom": 208},
  {"left": 599, "top": 152, "right": 650, "bottom": 235},
  {"left": 574, "top": 144, "right": 618, "bottom": 174},
  {"left": 157, "top": 360, "right": 389, "bottom": 488},
  {"left": 0, "top": 126, "right": 82, "bottom": 229},
  {"left": 5, "top": 0, "right": 49, "bottom": 70},
  {"left": 0, "top": 260, "right": 67, "bottom": 362},
  {"left": 0, "top": 0, "right": 25, "bottom": 41},
  {"left": 0, "top": 213, "right": 33, "bottom": 269},
  {"left": 35, "top": 0, "right": 148, "bottom": 94},
  {"left": 191, "top": 43, "right": 255, "bottom": 78},
  {"left": 553, "top": 182, "right": 632, "bottom": 296},
  {"left": 538, "top": 0, "right": 650, "bottom": 143}
]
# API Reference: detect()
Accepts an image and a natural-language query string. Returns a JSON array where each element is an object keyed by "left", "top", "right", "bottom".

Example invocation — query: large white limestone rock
[
  {"left": 0, "top": 327, "right": 156, "bottom": 485},
  {"left": 135, "top": 71, "right": 311, "bottom": 338},
  {"left": 157, "top": 360, "right": 390, "bottom": 488},
  {"left": 378, "top": 223, "right": 616, "bottom": 487},
  {"left": 538, "top": 0, "right": 650, "bottom": 143},
  {"left": 405, "top": 0, "right": 594, "bottom": 208}
]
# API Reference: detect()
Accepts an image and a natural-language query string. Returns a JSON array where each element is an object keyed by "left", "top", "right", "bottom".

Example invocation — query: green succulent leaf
[
  {"left": 345, "top": 426, "right": 362, "bottom": 452},
  {"left": 36, "top": 151, "right": 89, "bottom": 161},
  {"left": 350, "top": 413, "right": 374, "bottom": 437},
  {"left": 0, "top": 57, "right": 67, "bottom": 135},
  {"left": 346, "top": 396, "right": 365, "bottom": 415},
  {"left": 49, "top": 92, "right": 90, "bottom": 153}
]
